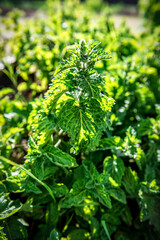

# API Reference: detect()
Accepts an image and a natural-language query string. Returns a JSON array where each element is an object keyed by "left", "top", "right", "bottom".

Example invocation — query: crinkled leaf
[
  {"left": 59, "top": 189, "right": 88, "bottom": 209},
  {"left": 43, "top": 145, "right": 78, "bottom": 168},
  {"left": 24, "top": 178, "right": 42, "bottom": 194},
  {"left": 31, "top": 156, "right": 45, "bottom": 180},
  {"left": 91, "top": 185, "right": 112, "bottom": 208},
  {"left": 98, "top": 136, "right": 122, "bottom": 150},
  {"left": 122, "top": 167, "right": 139, "bottom": 198},
  {"left": 59, "top": 179, "right": 90, "bottom": 209},
  {"left": 107, "top": 187, "right": 126, "bottom": 204},
  {"left": 83, "top": 161, "right": 111, "bottom": 208},
  {"left": 56, "top": 96, "right": 111, "bottom": 153}
]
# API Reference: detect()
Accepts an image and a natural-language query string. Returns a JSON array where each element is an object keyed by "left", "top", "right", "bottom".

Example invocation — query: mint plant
[
  {"left": 22, "top": 40, "right": 119, "bottom": 238},
  {"left": 29, "top": 40, "right": 114, "bottom": 154}
]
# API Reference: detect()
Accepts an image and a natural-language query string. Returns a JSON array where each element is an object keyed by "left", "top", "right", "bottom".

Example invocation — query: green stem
[
  {"left": 0, "top": 156, "right": 56, "bottom": 202},
  {"left": 101, "top": 220, "right": 111, "bottom": 240}
]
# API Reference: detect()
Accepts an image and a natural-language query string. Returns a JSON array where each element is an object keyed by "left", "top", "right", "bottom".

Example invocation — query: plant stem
[
  {"left": 0, "top": 156, "right": 56, "bottom": 202},
  {"left": 101, "top": 220, "right": 111, "bottom": 240}
]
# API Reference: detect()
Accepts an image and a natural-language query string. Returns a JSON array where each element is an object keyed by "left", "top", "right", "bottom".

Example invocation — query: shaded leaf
[
  {"left": 47, "top": 229, "right": 59, "bottom": 240},
  {"left": 43, "top": 145, "right": 78, "bottom": 168},
  {"left": 103, "top": 155, "right": 125, "bottom": 185},
  {"left": 0, "top": 193, "right": 21, "bottom": 220},
  {"left": 122, "top": 167, "right": 139, "bottom": 198},
  {"left": 107, "top": 187, "right": 126, "bottom": 204},
  {"left": 2, "top": 217, "right": 28, "bottom": 240}
]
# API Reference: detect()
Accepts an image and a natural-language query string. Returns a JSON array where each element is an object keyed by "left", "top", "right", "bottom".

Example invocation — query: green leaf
[
  {"left": 46, "top": 203, "right": 59, "bottom": 228},
  {"left": 59, "top": 189, "right": 88, "bottom": 209},
  {"left": 75, "top": 197, "right": 98, "bottom": 221},
  {"left": 27, "top": 137, "right": 42, "bottom": 158},
  {"left": 83, "top": 161, "right": 111, "bottom": 208},
  {"left": 4, "top": 177, "right": 23, "bottom": 193},
  {"left": 67, "top": 229, "right": 90, "bottom": 240},
  {"left": 83, "top": 163, "right": 110, "bottom": 190},
  {"left": 121, "top": 206, "right": 132, "bottom": 226},
  {"left": 24, "top": 178, "right": 42, "bottom": 194},
  {"left": 47, "top": 229, "right": 59, "bottom": 240},
  {"left": 0, "top": 88, "right": 14, "bottom": 98},
  {"left": 56, "top": 96, "right": 111, "bottom": 153},
  {"left": 0, "top": 227, "right": 7, "bottom": 240},
  {"left": 149, "top": 197, "right": 160, "bottom": 233},
  {"left": 101, "top": 220, "right": 112, "bottom": 240},
  {"left": 0, "top": 182, "right": 7, "bottom": 193},
  {"left": 0, "top": 193, "right": 21, "bottom": 220},
  {"left": 103, "top": 155, "right": 125, "bottom": 185},
  {"left": 59, "top": 178, "right": 99, "bottom": 209},
  {"left": 34, "top": 225, "right": 50, "bottom": 240},
  {"left": 52, "top": 183, "right": 68, "bottom": 197},
  {"left": 102, "top": 213, "right": 121, "bottom": 236},
  {"left": 98, "top": 136, "right": 123, "bottom": 150},
  {"left": 122, "top": 127, "right": 145, "bottom": 169},
  {"left": 137, "top": 118, "right": 152, "bottom": 137},
  {"left": 59, "top": 179, "right": 87, "bottom": 209},
  {"left": 122, "top": 167, "right": 139, "bottom": 198},
  {"left": 139, "top": 181, "right": 159, "bottom": 222},
  {"left": 90, "top": 217, "right": 100, "bottom": 239},
  {"left": 31, "top": 156, "right": 45, "bottom": 180},
  {"left": 92, "top": 185, "right": 112, "bottom": 208},
  {"left": 2, "top": 217, "right": 28, "bottom": 240},
  {"left": 107, "top": 187, "right": 126, "bottom": 204},
  {"left": 43, "top": 145, "right": 78, "bottom": 168}
]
